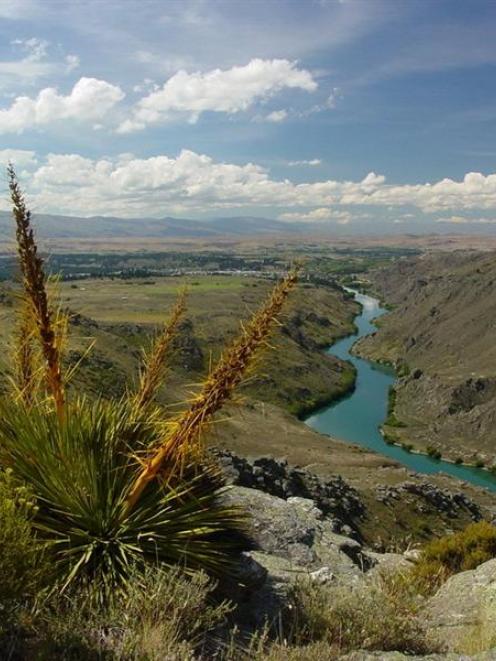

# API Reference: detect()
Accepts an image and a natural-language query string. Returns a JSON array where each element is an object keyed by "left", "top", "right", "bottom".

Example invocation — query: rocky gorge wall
[{"left": 354, "top": 251, "right": 496, "bottom": 464}]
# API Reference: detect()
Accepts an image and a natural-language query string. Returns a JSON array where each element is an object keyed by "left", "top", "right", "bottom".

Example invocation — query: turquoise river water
[{"left": 304, "top": 289, "right": 496, "bottom": 492}]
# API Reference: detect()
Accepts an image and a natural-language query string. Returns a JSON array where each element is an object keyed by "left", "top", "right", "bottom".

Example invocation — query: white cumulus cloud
[
  {"left": 264, "top": 109, "right": 288, "bottom": 123},
  {"left": 118, "top": 58, "right": 317, "bottom": 131},
  {"left": 0, "top": 148, "right": 38, "bottom": 168},
  {"left": 0, "top": 77, "right": 125, "bottom": 134},
  {"left": 278, "top": 208, "right": 351, "bottom": 223}
]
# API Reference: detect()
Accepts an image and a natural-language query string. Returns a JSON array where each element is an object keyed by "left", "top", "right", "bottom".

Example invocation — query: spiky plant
[
  {"left": 125, "top": 270, "right": 299, "bottom": 513},
  {"left": 1, "top": 167, "right": 297, "bottom": 595},
  {"left": 132, "top": 288, "right": 187, "bottom": 414},
  {"left": 0, "top": 398, "right": 248, "bottom": 595},
  {"left": 11, "top": 297, "right": 39, "bottom": 407},
  {"left": 8, "top": 165, "right": 67, "bottom": 420}
]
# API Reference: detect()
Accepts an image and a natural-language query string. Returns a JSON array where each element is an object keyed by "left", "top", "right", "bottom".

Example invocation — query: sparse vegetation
[
  {"left": 253, "top": 572, "right": 432, "bottom": 658},
  {"left": 411, "top": 521, "right": 496, "bottom": 594},
  {"left": 33, "top": 566, "right": 231, "bottom": 660}
]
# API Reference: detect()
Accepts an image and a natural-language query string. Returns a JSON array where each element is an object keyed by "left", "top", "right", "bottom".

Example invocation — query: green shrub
[
  {"left": 384, "top": 386, "right": 407, "bottom": 427},
  {"left": 397, "top": 362, "right": 411, "bottom": 377},
  {"left": 411, "top": 521, "right": 496, "bottom": 594},
  {"left": 454, "top": 457, "right": 463, "bottom": 465},
  {"left": 385, "top": 413, "right": 407, "bottom": 428},
  {"left": 0, "top": 468, "right": 49, "bottom": 631},
  {"left": 339, "top": 364, "right": 357, "bottom": 392},
  {"left": 426, "top": 445, "right": 442, "bottom": 460},
  {"left": 387, "top": 386, "right": 397, "bottom": 415}
]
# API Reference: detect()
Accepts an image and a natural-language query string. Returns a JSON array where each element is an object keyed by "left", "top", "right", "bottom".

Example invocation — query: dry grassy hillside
[
  {"left": 0, "top": 275, "right": 359, "bottom": 417},
  {"left": 355, "top": 251, "right": 496, "bottom": 464}
]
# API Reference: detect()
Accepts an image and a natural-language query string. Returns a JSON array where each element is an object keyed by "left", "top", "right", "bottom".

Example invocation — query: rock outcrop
[
  {"left": 223, "top": 485, "right": 377, "bottom": 631},
  {"left": 214, "top": 449, "right": 365, "bottom": 538},
  {"left": 213, "top": 450, "right": 496, "bottom": 658},
  {"left": 375, "top": 480, "right": 482, "bottom": 519}
]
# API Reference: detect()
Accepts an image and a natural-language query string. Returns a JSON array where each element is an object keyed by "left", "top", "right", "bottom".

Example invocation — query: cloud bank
[{"left": 2, "top": 149, "right": 496, "bottom": 223}]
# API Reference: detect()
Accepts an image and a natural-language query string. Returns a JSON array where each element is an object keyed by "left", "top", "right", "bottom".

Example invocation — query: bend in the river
[{"left": 304, "top": 288, "right": 496, "bottom": 493}]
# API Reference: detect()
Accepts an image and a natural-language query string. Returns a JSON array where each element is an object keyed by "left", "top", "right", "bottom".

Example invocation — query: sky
[{"left": 0, "top": 0, "right": 496, "bottom": 233}]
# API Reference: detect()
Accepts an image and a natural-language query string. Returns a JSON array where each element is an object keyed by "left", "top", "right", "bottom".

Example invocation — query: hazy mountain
[
  {"left": 0, "top": 211, "right": 301, "bottom": 240},
  {"left": 3, "top": 210, "right": 496, "bottom": 240}
]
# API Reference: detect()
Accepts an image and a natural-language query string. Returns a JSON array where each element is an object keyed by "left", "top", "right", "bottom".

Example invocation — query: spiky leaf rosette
[{"left": 0, "top": 397, "right": 249, "bottom": 594}]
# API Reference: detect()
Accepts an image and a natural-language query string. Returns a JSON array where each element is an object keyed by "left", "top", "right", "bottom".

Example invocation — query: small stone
[
  {"left": 310, "top": 566, "right": 336, "bottom": 585},
  {"left": 403, "top": 548, "right": 421, "bottom": 562},
  {"left": 237, "top": 552, "right": 268, "bottom": 589}
]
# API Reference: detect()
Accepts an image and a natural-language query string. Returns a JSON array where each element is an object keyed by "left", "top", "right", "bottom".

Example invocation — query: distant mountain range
[
  {"left": 0, "top": 211, "right": 303, "bottom": 240},
  {"left": 2, "top": 210, "right": 496, "bottom": 240}
]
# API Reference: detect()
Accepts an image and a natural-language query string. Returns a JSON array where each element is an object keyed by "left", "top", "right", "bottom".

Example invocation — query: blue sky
[{"left": 0, "top": 0, "right": 496, "bottom": 232}]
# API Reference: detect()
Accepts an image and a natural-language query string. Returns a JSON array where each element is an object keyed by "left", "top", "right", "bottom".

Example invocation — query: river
[{"left": 304, "top": 289, "right": 496, "bottom": 492}]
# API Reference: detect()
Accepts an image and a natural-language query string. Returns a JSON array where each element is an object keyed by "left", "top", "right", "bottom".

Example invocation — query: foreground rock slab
[
  {"left": 342, "top": 653, "right": 496, "bottom": 660},
  {"left": 426, "top": 558, "right": 496, "bottom": 653},
  {"left": 225, "top": 486, "right": 370, "bottom": 578}
]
